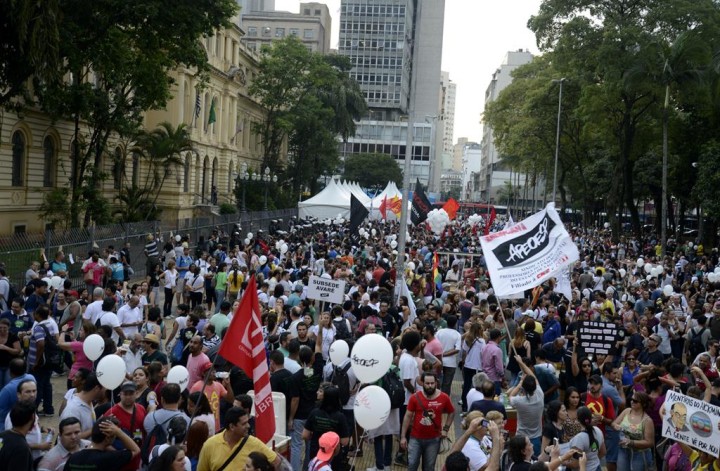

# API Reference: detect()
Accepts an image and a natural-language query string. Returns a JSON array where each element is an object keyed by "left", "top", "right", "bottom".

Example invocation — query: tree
[
  {"left": 343, "top": 153, "right": 403, "bottom": 191},
  {"left": 34, "top": 0, "right": 237, "bottom": 227}
]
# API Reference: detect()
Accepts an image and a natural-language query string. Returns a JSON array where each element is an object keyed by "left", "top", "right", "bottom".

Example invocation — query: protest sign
[
  {"left": 479, "top": 203, "right": 579, "bottom": 297},
  {"left": 662, "top": 389, "right": 720, "bottom": 457},
  {"left": 577, "top": 321, "right": 624, "bottom": 355},
  {"left": 307, "top": 276, "right": 346, "bottom": 304}
]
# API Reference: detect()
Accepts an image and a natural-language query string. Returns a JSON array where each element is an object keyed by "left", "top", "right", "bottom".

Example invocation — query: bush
[{"left": 219, "top": 202, "right": 237, "bottom": 215}]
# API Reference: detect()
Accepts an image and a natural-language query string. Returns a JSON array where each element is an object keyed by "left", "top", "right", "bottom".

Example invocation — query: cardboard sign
[
  {"left": 578, "top": 321, "right": 624, "bottom": 355},
  {"left": 306, "top": 276, "right": 346, "bottom": 304},
  {"left": 663, "top": 390, "right": 720, "bottom": 457}
]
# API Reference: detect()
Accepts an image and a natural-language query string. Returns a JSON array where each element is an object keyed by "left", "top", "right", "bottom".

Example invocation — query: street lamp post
[
  {"left": 551, "top": 78, "right": 565, "bottom": 205},
  {"left": 237, "top": 162, "right": 250, "bottom": 214},
  {"left": 261, "top": 166, "right": 277, "bottom": 211}
]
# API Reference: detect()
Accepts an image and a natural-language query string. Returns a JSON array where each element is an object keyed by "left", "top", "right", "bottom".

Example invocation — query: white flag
[
  {"left": 479, "top": 203, "right": 579, "bottom": 297},
  {"left": 396, "top": 276, "right": 417, "bottom": 330}
]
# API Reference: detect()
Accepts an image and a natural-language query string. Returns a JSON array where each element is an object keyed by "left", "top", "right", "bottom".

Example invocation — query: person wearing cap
[
  {"left": 197, "top": 407, "right": 279, "bottom": 471},
  {"left": 102, "top": 382, "right": 146, "bottom": 471},
  {"left": 638, "top": 334, "right": 664, "bottom": 367},
  {"left": 307, "top": 431, "right": 341, "bottom": 471},
  {"left": 583, "top": 374, "right": 616, "bottom": 435}
]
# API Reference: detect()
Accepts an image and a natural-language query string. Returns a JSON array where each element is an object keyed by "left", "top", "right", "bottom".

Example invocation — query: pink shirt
[
  {"left": 480, "top": 341, "right": 504, "bottom": 382},
  {"left": 186, "top": 352, "right": 210, "bottom": 386},
  {"left": 70, "top": 341, "right": 93, "bottom": 379}
]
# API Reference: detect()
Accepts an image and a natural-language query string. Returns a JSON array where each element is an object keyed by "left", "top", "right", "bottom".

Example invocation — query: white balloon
[
  {"left": 619, "top": 269, "right": 626, "bottom": 278},
  {"left": 390, "top": 240, "right": 398, "bottom": 249},
  {"left": 714, "top": 267, "right": 720, "bottom": 274},
  {"left": 281, "top": 243, "right": 288, "bottom": 254},
  {"left": 244, "top": 238, "right": 251, "bottom": 245},
  {"left": 637, "top": 258, "right": 644, "bottom": 268},
  {"left": 329, "top": 340, "right": 349, "bottom": 366},
  {"left": 709, "top": 273, "right": 717, "bottom": 283},
  {"left": 408, "top": 262, "right": 416, "bottom": 271},
  {"left": 83, "top": 334, "right": 105, "bottom": 361},
  {"left": 371, "top": 229, "right": 377, "bottom": 236},
  {"left": 259, "top": 255, "right": 267, "bottom": 265},
  {"left": 50, "top": 276, "right": 63, "bottom": 290},
  {"left": 646, "top": 275, "right": 653, "bottom": 281},
  {"left": 644, "top": 264, "right": 652, "bottom": 274},
  {"left": 604, "top": 222, "right": 610, "bottom": 229},
  {"left": 651, "top": 267, "right": 661, "bottom": 277},
  {"left": 353, "top": 385, "right": 391, "bottom": 430},
  {"left": 247, "top": 232, "right": 254, "bottom": 240},
  {"left": 663, "top": 285, "right": 674, "bottom": 297},
  {"left": 167, "top": 365, "right": 190, "bottom": 391},
  {"left": 175, "top": 235, "right": 182, "bottom": 242},
  {"left": 96, "top": 355, "right": 126, "bottom": 390},
  {"left": 351, "top": 334, "right": 394, "bottom": 384},
  {"left": 688, "top": 242, "right": 693, "bottom": 248}
]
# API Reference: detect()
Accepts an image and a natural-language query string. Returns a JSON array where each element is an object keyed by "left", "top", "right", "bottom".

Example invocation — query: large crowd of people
[{"left": 0, "top": 213, "right": 718, "bottom": 471}]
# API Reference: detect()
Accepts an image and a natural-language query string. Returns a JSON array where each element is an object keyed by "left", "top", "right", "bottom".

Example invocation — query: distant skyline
[{"left": 273, "top": 0, "right": 543, "bottom": 143}]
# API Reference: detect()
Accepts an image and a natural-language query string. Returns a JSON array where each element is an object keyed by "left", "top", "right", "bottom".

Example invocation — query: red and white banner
[
  {"left": 479, "top": 203, "right": 578, "bottom": 297},
  {"left": 219, "top": 276, "right": 276, "bottom": 443}
]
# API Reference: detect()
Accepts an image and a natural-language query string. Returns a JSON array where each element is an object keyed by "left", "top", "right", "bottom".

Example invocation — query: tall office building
[
  {"left": 440, "top": 71, "right": 456, "bottom": 166},
  {"left": 480, "top": 49, "right": 543, "bottom": 206},
  {"left": 241, "top": 2, "right": 332, "bottom": 53},
  {"left": 338, "top": 0, "right": 445, "bottom": 189}
]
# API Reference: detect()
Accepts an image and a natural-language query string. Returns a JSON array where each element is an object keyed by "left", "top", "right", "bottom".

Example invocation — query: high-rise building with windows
[
  {"left": 338, "top": 0, "right": 445, "bottom": 189},
  {"left": 240, "top": 2, "right": 332, "bottom": 53}
]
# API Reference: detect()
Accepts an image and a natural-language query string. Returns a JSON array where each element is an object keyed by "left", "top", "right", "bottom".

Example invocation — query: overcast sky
[{"left": 274, "top": 0, "right": 543, "bottom": 143}]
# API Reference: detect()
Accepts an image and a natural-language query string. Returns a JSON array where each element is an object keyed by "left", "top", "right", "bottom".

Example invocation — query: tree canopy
[{"left": 342, "top": 153, "right": 403, "bottom": 191}]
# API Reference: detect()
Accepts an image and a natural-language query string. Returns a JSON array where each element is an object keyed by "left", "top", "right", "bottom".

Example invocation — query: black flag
[
  {"left": 410, "top": 178, "right": 432, "bottom": 225},
  {"left": 349, "top": 194, "right": 369, "bottom": 235}
]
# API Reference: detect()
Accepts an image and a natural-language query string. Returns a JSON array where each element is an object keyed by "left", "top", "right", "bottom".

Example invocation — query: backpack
[
  {"left": 1, "top": 277, "right": 19, "bottom": 307},
  {"left": 380, "top": 368, "right": 404, "bottom": 409},
  {"left": 331, "top": 362, "right": 353, "bottom": 405},
  {"left": 141, "top": 413, "right": 186, "bottom": 465},
  {"left": 95, "top": 311, "right": 107, "bottom": 329},
  {"left": 688, "top": 327, "right": 707, "bottom": 361},
  {"left": 332, "top": 317, "right": 351, "bottom": 341},
  {"left": 37, "top": 323, "right": 63, "bottom": 369}
]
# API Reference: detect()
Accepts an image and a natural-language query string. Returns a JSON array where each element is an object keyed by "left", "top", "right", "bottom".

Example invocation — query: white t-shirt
[
  {"left": 117, "top": 304, "right": 142, "bottom": 337},
  {"left": 163, "top": 269, "right": 178, "bottom": 289},
  {"left": 399, "top": 352, "right": 420, "bottom": 405},
  {"left": 83, "top": 300, "right": 103, "bottom": 323},
  {"left": 461, "top": 436, "right": 489, "bottom": 471},
  {"left": 436, "top": 328, "right": 462, "bottom": 368},
  {"left": 310, "top": 325, "right": 335, "bottom": 360},
  {"left": 466, "top": 388, "right": 484, "bottom": 407},
  {"left": 97, "top": 311, "right": 121, "bottom": 343}
]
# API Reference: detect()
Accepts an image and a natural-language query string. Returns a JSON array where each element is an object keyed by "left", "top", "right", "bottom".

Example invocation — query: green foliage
[
  {"left": 694, "top": 141, "right": 720, "bottom": 220},
  {"left": 38, "top": 188, "right": 71, "bottom": 230},
  {"left": 219, "top": 202, "right": 237, "bottom": 215},
  {"left": 20, "top": 0, "right": 237, "bottom": 227},
  {"left": 342, "top": 153, "right": 403, "bottom": 191},
  {"left": 484, "top": 0, "right": 720, "bottom": 236},
  {"left": 250, "top": 37, "right": 367, "bottom": 197}
]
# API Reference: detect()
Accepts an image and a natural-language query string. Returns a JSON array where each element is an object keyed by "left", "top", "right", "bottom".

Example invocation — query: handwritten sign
[
  {"left": 306, "top": 276, "right": 346, "bottom": 304},
  {"left": 662, "top": 390, "right": 720, "bottom": 457},
  {"left": 578, "top": 321, "right": 623, "bottom": 355}
]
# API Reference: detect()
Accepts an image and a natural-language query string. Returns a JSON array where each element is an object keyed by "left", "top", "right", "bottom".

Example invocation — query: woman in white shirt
[{"left": 158, "top": 260, "right": 178, "bottom": 317}]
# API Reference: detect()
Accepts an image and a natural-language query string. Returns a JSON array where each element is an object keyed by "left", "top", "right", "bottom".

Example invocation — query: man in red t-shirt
[
  {"left": 400, "top": 372, "right": 455, "bottom": 471},
  {"left": 103, "top": 381, "right": 146, "bottom": 471},
  {"left": 584, "top": 375, "right": 615, "bottom": 433}
]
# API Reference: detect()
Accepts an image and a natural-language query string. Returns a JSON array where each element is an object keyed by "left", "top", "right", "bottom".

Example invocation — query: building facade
[
  {"left": 0, "top": 16, "right": 268, "bottom": 234},
  {"left": 480, "top": 49, "right": 543, "bottom": 206},
  {"left": 338, "top": 0, "right": 445, "bottom": 189},
  {"left": 460, "top": 142, "right": 481, "bottom": 201},
  {"left": 440, "top": 71, "right": 456, "bottom": 156},
  {"left": 241, "top": 2, "right": 332, "bottom": 53}
]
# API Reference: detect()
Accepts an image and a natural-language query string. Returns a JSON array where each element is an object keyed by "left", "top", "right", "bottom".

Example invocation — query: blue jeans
[
  {"left": 605, "top": 429, "right": 619, "bottom": 463},
  {"left": 408, "top": 437, "right": 440, "bottom": 471},
  {"left": 617, "top": 447, "right": 654, "bottom": 471},
  {"left": 215, "top": 290, "right": 225, "bottom": 313},
  {"left": 530, "top": 436, "right": 542, "bottom": 457},
  {"left": 34, "top": 367, "right": 54, "bottom": 414},
  {"left": 291, "top": 419, "right": 309, "bottom": 471},
  {"left": 374, "top": 435, "right": 394, "bottom": 469}
]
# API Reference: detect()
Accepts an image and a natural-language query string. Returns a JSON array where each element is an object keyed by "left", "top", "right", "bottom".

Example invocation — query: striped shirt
[{"left": 145, "top": 240, "right": 159, "bottom": 257}]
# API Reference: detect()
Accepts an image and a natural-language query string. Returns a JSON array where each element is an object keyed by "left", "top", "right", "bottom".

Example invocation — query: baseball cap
[
  {"left": 588, "top": 374, "right": 603, "bottom": 385},
  {"left": 649, "top": 334, "right": 662, "bottom": 344},
  {"left": 317, "top": 432, "right": 340, "bottom": 461},
  {"left": 120, "top": 382, "right": 137, "bottom": 393}
]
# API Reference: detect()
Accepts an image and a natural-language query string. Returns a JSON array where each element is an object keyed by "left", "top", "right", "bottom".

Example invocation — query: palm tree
[{"left": 131, "top": 122, "right": 194, "bottom": 208}]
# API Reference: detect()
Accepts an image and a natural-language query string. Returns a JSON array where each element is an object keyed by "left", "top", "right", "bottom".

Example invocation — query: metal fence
[{"left": 0, "top": 208, "right": 298, "bottom": 290}]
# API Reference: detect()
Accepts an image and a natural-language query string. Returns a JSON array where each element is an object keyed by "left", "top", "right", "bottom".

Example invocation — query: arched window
[
  {"left": 132, "top": 152, "right": 140, "bottom": 187},
  {"left": 11, "top": 131, "right": 26, "bottom": 187},
  {"left": 113, "top": 147, "right": 123, "bottom": 190},
  {"left": 184, "top": 153, "right": 191, "bottom": 192},
  {"left": 43, "top": 136, "right": 56, "bottom": 187}
]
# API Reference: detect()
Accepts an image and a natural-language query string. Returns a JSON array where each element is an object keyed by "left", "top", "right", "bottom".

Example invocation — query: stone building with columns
[{"left": 0, "top": 15, "right": 273, "bottom": 234}]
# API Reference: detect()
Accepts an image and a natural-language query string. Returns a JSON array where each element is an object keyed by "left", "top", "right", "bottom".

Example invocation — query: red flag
[
  {"left": 379, "top": 195, "right": 388, "bottom": 220},
  {"left": 388, "top": 196, "right": 402, "bottom": 216},
  {"left": 218, "top": 276, "right": 276, "bottom": 443},
  {"left": 484, "top": 207, "right": 497, "bottom": 236},
  {"left": 442, "top": 198, "right": 460, "bottom": 220}
]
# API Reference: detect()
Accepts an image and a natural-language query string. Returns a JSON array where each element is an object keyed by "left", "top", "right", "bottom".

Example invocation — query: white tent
[
  {"left": 298, "top": 179, "right": 351, "bottom": 219},
  {"left": 371, "top": 181, "right": 403, "bottom": 208},
  {"left": 351, "top": 182, "right": 372, "bottom": 205}
]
